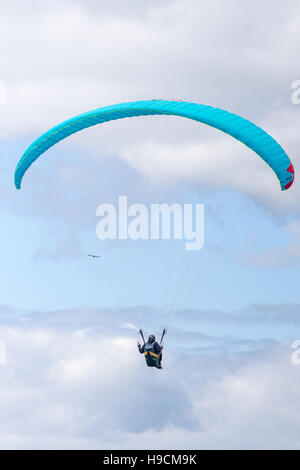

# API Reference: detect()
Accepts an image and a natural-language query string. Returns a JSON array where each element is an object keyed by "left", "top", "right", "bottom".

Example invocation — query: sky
[{"left": 0, "top": 0, "right": 300, "bottom": 450}]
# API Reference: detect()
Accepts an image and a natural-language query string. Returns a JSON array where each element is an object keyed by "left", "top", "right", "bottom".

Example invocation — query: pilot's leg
[{"left": 156, "top": 353, "right": 162, "bottom": 369}]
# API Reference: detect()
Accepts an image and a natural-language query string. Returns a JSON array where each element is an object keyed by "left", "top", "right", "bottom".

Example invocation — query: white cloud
[
  {"left": 0, "top": 307, "right": 300, "bottom": 449},
  {"left": 1, "top": 0, "right": 300, "bottom": 213}
]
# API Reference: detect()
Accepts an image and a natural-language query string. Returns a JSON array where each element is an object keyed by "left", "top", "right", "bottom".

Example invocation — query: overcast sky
[{"left": 0, "top": 0, "right": 300, "bottom": 450}]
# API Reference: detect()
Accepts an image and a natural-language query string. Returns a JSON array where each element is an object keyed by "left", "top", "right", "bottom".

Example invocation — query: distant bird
[{"left": 88, "top": 254, "right": 101, "bottom": 258}]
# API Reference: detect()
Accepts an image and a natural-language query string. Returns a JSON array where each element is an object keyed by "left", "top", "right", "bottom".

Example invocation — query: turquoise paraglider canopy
[{"left": 14, "top": 99, "right": 294, "bottom": 191}]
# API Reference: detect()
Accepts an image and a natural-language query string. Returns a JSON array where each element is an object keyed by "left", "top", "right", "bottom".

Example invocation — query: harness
[{"left": 144, "top": 342, "right": 160, "bottom": 366}]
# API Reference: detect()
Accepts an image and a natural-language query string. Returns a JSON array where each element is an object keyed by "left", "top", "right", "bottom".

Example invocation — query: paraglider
[
  {"left": 14, "top": 100, "right": 294, "bottom": 191},
  {"left": 138, "top": 329, "right": 166, "bottom": 369},
  {"left": 88, "top": 254, "right": 101, "bottom": 258},
  {"left": 14, "top": 100, "right": 295, "bottom": 373}
]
